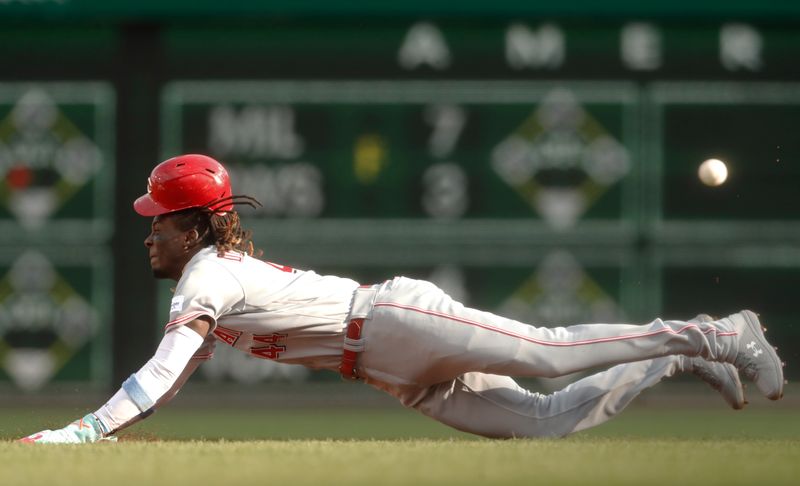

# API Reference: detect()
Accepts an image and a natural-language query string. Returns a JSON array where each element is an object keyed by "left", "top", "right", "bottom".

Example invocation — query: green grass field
[
  {"left": 2, "top": 404, "right": 799, "bottom": 485},
  {"left": 3, "top": 438, "right": 799, "bottom": 485}
]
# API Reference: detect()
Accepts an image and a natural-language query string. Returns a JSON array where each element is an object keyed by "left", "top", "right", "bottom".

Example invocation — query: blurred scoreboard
[
  {"left": 649, "top": 83, "right": 800, "bottom": 240},
  {"left": 161, "top": 20, "right": 800, "bottom": 80},
  {"left": 157, "top": 19, "right": 800, "bottom": 243},
  {"left": 0, "top": 83, "right": 115, "bottom": 241},
  {"left": 0, "top": 248, "right": 112, "bottom": 390},
  {"left": 0, "top": 83, "right": 113, "bottom": 390},
  {"left": 163, "top": 81, "right": 637, "bottom": 228},
  {"left": 161, "top": 78, "right": 800, "bottom": 244}
]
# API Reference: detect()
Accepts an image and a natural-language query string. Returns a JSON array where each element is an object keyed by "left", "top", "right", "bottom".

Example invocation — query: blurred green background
[{"left": 0, "top": 1, "right": 798, "bottom": 424}]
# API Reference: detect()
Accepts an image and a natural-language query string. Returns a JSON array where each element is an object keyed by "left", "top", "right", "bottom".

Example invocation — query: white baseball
[{"left": 698, "top": 159, "right": 728, "bottom": 186}]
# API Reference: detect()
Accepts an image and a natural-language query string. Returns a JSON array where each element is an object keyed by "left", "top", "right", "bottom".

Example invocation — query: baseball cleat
[
  {"left": 685, "top": 314, "right": 745, "bottom": 409},
  {"left": 727, "top": 310, "right": 784, "bottom": 400},
  {"left": 682, "top": 357, "right": 745, "bottom": 409}
]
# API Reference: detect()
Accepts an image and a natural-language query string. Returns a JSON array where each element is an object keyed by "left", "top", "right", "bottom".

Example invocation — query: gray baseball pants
[{"left": 352, "top": 277, "right": 740, "bottom": 438}]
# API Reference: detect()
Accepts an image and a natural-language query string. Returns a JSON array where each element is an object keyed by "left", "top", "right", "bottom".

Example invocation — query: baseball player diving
[{"left": 21, "top": 154, "right": 785, "bottom": 443}]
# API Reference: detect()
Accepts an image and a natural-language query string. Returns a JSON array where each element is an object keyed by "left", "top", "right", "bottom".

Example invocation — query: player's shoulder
[
  {"left": 180, "top": 248, "right": 245, "bottom": 280},
  {"left": 175, "top": 249, "right": 247, "bottom": 296},
  {"left": 188, "top": 247, "right": 304, "bottom": 279},
  {"left": 190, "top": 247, "right": 246, "bottom": 266}
]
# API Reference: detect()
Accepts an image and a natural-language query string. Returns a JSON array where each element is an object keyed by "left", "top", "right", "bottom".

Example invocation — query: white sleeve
[
  {"left": 166, "top": 262, "right": 244, "bottom": 331},
  {"left": 93, "top": 325, "right": 204, "bottom": 433}
]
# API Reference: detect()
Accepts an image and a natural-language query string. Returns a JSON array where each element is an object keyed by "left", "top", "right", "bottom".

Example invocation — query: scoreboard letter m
[{"left": 506, "top": 23, "right": 565, "bottom": 70}]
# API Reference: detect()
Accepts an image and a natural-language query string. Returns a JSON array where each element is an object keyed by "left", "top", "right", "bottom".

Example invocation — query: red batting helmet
[{"left": 133, "top": 154, "right": 234, "bottom": 216}]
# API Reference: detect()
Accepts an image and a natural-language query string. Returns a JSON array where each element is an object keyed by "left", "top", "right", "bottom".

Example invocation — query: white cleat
[{"left": 726, "top": 310, "right": 784, "bottom": 400}]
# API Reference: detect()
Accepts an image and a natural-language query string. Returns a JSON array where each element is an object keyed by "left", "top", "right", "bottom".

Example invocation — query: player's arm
[
  {"left": 19, "top": 318, "right": 211, "bottom": 444},
  {"left": 106, "top": 353, "right": 205, "bottom": 433}
]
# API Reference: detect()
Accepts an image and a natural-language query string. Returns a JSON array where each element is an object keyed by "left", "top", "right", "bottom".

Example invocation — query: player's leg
[
  {"left": 410, "top": 357, "right": 714, "bottom": 438},
  {"left": 361, "top": 277, "right": 782, "bottom": 400},
  {"left": 682, "top": 313, "right": 745, "bottom": 409}
]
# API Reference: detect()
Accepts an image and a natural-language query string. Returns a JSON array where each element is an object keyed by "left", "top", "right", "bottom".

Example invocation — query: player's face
[{"left": 144, "top": 215, "right": 191, "bottom": 280}]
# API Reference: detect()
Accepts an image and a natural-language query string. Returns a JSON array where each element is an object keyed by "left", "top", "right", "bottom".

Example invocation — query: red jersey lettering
[
  {"left": 213, "top": 326, "right": 242, "bottom": 345},
  {"left": 265, "top": 261, "right": 295, "bottom": 273},
  {"left": 250, "top": 333, "right": 287, "bottom": 359},
  {"left": 253, "top": 333, "right": 287, "bottom": 344},
  {"left": 250, "top": 344, "right": 286, "bottom": 360}
]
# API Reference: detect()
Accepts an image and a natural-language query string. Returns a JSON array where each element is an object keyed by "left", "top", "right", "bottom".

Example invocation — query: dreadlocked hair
[{"left": 171, "top": 195, "right": 263, "bottom": 258}]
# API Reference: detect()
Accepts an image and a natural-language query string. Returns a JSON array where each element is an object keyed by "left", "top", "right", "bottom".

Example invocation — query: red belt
[{"left": 339, "top": 318, "right": 365, "bottom": 380}]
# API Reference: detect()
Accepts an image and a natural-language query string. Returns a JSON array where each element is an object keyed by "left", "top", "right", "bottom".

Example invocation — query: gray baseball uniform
[{"left": 169, "top": 248, "right": 741, "bottom": 438}]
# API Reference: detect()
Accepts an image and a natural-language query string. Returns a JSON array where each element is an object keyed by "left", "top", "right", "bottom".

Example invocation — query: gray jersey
[{"left": 166, "top": 247, "right": 359, "bottom": 370}]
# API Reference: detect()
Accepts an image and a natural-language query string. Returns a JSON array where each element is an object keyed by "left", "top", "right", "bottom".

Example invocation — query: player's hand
[{"left": 18, "top": 414, "right": 116, "bottom": 444}]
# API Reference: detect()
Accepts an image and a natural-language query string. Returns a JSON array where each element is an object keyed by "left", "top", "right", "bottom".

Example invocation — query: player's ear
[{"left": 184, "top": 228, "right": 201, "bottom": 248}]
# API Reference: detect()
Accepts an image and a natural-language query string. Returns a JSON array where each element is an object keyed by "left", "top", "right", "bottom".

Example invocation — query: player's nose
[{"left": 144, "top": 234, "right": 154, "bottom": 247}]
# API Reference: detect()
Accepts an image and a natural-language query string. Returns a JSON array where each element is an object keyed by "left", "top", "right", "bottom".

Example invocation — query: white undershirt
[{"left": 94, "top": 325, "right": 204, "bottom": 433}]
